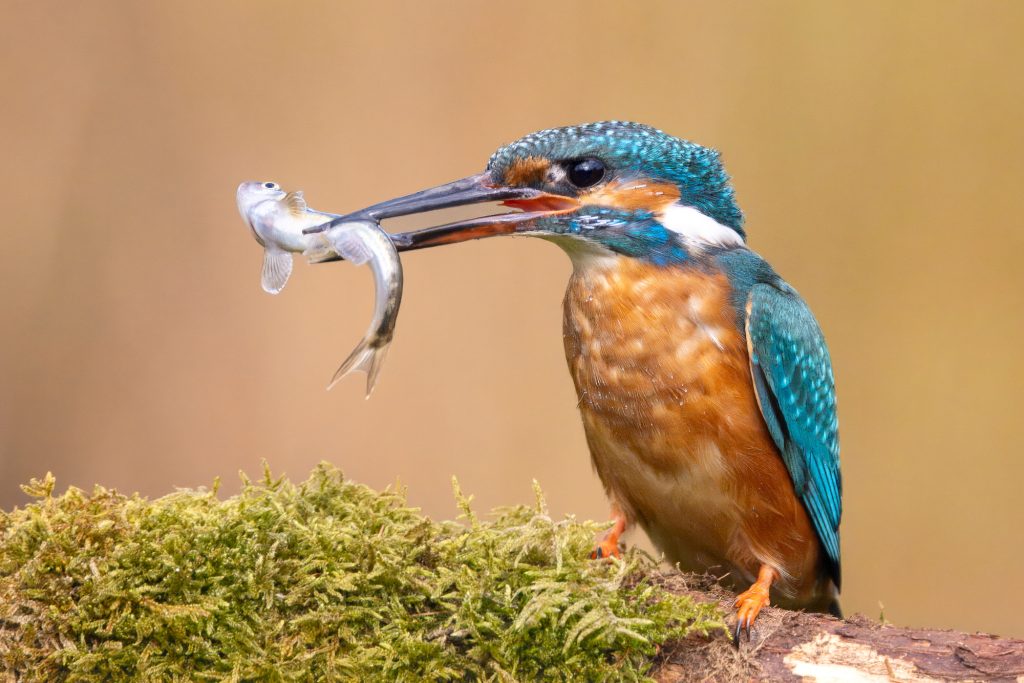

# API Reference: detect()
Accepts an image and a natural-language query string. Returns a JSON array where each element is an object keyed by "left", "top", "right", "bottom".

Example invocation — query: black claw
[
  {"left": 593, "top": 547, "right": 603, "bottom": 559},
  {"left": 732, "top": 615, "right": 754, "bottom": 647}
]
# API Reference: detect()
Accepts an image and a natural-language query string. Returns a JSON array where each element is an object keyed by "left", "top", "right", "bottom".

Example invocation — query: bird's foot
[
  {"left": 733, "top": 585, "right": 769, "bottom": 642},
  {"left": 732, "top": 565, "right": 776, "bottom": 645},
  {"left": 589, "top": 506, "right": 627, "bottom": 560},
  {"left": 589, "top": 536, "right": 621, "bottom": 560}
]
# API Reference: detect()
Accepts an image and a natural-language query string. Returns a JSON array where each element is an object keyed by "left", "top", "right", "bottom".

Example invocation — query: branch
[
  {"left": 3, "top": 467, "right": 1022, "bottom": 681},
  {"left": 648, "top": 572, "right": 1024, "bottom": 682}
]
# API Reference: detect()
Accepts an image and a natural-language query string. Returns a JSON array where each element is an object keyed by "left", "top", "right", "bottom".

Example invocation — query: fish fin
[
  {"left": 305, "top": 249, "right": 339, "bottom": 264},
  {"left": 261, "top": 249, "right": 293, "bottom": 294},
  {"left": 302, "top": 236, "right": 334, "bottom": 264},
  {"left": 325, "top": 229, "right": 373, "bottom": 265},
  {"left": 327, "top": 339, "right": 390, "bottom": 398},
  {"left": 284, "top": 191, "right": 307, "bottom": 217}
]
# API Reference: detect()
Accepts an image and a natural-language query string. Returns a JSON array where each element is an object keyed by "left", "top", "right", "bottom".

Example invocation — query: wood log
[{"left": 650, "top": 573, "right": 1024, "bottom": 682}]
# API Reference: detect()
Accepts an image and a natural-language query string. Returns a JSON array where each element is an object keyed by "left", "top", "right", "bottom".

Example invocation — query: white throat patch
[
  {"left": 659, "top": 203, "right": 744, "bottom": 249},
  {"left": 538, "top": 233, "right": 619, "bottom": 271}
]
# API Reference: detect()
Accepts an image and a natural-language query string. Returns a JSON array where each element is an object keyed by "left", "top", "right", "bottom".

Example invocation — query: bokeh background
[{"left": 3, "top": 1, "right": 1023, "bottom": 637}]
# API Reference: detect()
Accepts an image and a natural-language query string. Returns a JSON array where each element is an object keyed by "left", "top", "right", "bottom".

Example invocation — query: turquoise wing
[{"left": 745, "top": 282, "right": 842, "bottom": 585}]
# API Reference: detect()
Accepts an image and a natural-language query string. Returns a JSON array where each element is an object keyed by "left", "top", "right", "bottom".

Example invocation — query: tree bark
[{"left": 649, "top": 573, "right": 1024, "bottom": 682}]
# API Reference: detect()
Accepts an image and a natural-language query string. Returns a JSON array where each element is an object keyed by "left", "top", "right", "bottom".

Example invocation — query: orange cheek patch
[
  {"left": 584, "top": 178, "right": 680, "bottom": 212},
  {"left": 502, "top": 156, "right": 550, "bottom": 187}
]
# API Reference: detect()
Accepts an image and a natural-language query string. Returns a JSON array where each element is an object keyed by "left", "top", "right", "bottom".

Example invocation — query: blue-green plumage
[
  {"left": 746, "top": 281, "right": 842, "bottom": 587},
  {"left": 716, "top": 248, "right": 843, "bottom": 589},
  {"left": 545, "top": 207, "right": 687, "bottom": 263}
]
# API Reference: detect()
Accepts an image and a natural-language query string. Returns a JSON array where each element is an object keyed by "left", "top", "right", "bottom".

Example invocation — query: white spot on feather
[
  {"left": 688, "top": 297, "right": 726, "bottom": 351},
  {"left": 660, "top": 203, "right": 744, "bottom": 249}
]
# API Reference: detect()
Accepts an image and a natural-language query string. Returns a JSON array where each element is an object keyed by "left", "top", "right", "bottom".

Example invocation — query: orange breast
[{"left": 563, "top": 255, "right": 826, "bottom": 604}]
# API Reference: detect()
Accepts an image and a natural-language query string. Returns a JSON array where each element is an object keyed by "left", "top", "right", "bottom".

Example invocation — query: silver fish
[
  {"left": 236, "top": 181, "right": 336, "bottom": 294},
  {"left": 311, "top": 222, "right": 403, "bottom": 397},
  {"left": 237, "top": 180, "right": 403, "bottom": 396}
]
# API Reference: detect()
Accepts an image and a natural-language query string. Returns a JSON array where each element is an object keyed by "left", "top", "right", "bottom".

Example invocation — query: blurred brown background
[{"left": 3, "top": 1, "right": 1022, "bottom": 637}]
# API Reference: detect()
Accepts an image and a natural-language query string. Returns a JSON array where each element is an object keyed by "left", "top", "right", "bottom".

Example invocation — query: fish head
[{"left": 237, "top": 181, "right": 287, "bottom": 231}]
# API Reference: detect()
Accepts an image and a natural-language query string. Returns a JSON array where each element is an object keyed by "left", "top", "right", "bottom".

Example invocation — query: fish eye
[
  {"left": 565, "top": 158, "right": 606, "bottom": 188},
  {"left": 263, "top": 182, "right": 279, "bottom": 190}
]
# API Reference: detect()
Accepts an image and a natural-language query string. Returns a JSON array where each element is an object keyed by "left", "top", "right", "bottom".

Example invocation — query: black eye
[
  {"left": 263, "top": 182, "right": 278, "bottom": 189},
  {"left": 566, "top": 158, "right": 606, "bottom": 188}
]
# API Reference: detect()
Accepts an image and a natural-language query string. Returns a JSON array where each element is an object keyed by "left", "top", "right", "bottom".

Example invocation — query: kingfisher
[{"left": 308, "top": 121, "right": 842, "bottom": 636}]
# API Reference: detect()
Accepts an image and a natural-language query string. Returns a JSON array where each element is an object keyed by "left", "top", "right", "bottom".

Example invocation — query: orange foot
[
  {"left": 589, "top": 506, "right": 627, "bottom": 560},
  {"left": 733, "top": 565, "right": 776, "bottom": 645},
  {"left": 590, "top": 536, "right": 621, "bottom": 560}
]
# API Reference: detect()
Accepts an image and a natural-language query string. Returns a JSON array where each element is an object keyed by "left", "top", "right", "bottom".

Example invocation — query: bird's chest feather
[{"left": 562, "top": 255, "right": 783, "bottom": 563}]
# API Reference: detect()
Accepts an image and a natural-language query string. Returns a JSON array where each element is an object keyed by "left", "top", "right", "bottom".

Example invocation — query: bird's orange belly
[{"left": 562, "top": 255, "right": 823, "bottom": 604}]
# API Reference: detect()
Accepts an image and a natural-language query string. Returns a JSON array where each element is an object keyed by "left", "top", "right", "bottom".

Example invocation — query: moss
[{"left": 0, "top": 465, "right": 724, "bottom": 681}]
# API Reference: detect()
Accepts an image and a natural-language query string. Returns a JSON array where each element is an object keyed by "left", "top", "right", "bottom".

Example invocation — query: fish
[
  {"left": 310, "top": 221, "right": 403, "bottom": 397},
  {"left": 237, "top": 180, "right": 403, "bottom": 396},
  {"left": 236, "top": 181, "right": 337, "bottom": 294}
]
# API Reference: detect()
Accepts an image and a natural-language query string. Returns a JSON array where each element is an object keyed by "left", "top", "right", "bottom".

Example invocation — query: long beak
[{"left": 304, "top": 171, "right": 577, "bottom": 256}]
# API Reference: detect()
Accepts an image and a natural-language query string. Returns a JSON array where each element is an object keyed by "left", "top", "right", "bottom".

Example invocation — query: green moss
[{"left": 0, "top": 465, "right": 723, "bottom": 681}]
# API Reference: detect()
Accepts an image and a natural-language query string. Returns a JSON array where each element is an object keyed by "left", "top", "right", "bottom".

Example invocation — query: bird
[{"left": 307, "top": 121, "right": 842, "bottom": 637}]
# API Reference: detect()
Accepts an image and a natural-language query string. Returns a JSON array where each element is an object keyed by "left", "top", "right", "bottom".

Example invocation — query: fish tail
[{"left": 327, "top": 338, "right": 391, "bottom": 398}]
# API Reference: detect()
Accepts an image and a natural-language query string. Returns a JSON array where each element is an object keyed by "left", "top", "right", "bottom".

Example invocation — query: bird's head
[{"left": 308, "top": 122, "right": 745, "bottom": 263}]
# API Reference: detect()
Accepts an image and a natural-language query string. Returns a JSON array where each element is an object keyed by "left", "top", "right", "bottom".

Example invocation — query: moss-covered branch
[
  {"left": 0, "top": 465, "right": 722, "bottom": 681},
  {"left": 5, "top": 466, "right": 1022, "bottom": 682}
]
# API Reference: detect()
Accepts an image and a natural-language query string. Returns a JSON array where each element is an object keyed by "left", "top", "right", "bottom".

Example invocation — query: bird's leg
[
  {"left": 589, "top": 504, "right": 627, "bottom": 559},
  {"left": 733, "top": 564, "right": 776, "bottom": 643}
]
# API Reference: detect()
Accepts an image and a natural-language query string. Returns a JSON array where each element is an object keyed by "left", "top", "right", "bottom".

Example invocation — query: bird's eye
[
  {"left": 566, "top": 158, "right": 606, "bottom": 188},
  {"left": 263, "top": 182, "right": 279, "bottom": 190}
]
